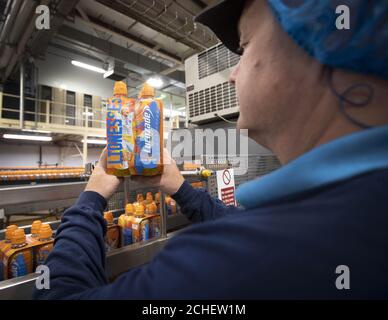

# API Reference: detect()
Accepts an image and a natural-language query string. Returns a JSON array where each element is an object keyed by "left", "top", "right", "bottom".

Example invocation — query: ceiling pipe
[
  {"left": 3, "top": 10, "right": 37, "bottom": 81},
  {"left": 0, "top": 0, "right": 23, "bottom": 48},
  {"left": 8, "top": 0, "right": 35, "bottom": 45},
  {"left": 20, "top": 62, "right": 24, "bottom": 129},
  {"left": 0, "top": 0, "right": 13, "bottom": 36}
]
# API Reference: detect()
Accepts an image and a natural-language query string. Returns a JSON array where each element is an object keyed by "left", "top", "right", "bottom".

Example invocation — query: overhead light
[
  {"left": 3, "top": 134, "right": 52, "bottom": 142},
  {"left": 82, "top": 111, "right": 94, "bottom": 117},
  {"left": 82, "top": 139, "right": 106, "bottom": 145},
  {"left": 71, "top": 60, "right": 106, "bottom": 74},
  {"left": 88, "top": 134, "right": 106, "bottom": 138},
  {"left": 146, "top": 77, "right": 164, "bottom": 89},
  {"left": 22, "top": 129, "right": 52, "bottom": 134}
]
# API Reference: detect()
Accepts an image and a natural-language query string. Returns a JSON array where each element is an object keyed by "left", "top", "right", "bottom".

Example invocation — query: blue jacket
[{"left": 34, "top": 126, "right": 388, "bottom": 299}]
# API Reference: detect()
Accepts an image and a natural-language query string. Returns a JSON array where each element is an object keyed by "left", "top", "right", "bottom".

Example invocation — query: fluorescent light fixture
[
  {"left": 146, "top": 77, "right": 164, "bottom": 88},
  {"left": 3, "top": 134, "right": 52, "bottom": 142},
  {"left": 164, "top": 109, "right": 185, "bottom": 118},
  {"left": 82, "top": 111, "right": 94, "bottom": 117},
  {"left": 22, "top": 129, "right": 52, "bottom": 134},
  {"left": 71, "top": 60, "right": 106, "bottom": 74},
  {"left": 88, "top": 134, "right": 106, "bottom": 138},
  {"left": 81, "top": 139, "right": 106, "bottom": 145}
]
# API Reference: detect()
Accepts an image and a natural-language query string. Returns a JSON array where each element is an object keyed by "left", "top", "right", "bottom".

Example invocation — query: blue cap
[{"left": 196, "top": 0, "right": 388, "bottom": 80}]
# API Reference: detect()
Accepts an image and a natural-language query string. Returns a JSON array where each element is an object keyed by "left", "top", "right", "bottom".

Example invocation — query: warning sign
[{"left": 216, "top": 169, "right": 236, "bottom": 206}]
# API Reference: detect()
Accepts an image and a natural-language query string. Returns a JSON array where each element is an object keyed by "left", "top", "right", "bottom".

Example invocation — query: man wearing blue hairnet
[{"left": 35, "top": 0, "right": 388, "bottom": 299}]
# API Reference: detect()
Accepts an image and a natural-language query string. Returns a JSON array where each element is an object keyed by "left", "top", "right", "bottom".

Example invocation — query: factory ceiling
[{"left": 0, "top": 0, "right": 220, "bottom": 96}]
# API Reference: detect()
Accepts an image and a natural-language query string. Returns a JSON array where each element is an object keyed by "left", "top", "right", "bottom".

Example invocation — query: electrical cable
[{"left": 215, "top": 113, "right": 238, "bottom": 124}]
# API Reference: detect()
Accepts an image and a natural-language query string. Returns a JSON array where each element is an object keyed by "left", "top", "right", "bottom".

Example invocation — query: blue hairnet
[{"left": 268, "top": 0, "right": 388, "bottom": 80}]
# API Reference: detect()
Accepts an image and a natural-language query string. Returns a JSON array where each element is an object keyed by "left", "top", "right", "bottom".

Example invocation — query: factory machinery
[
  {"left": 0, "top": 167, "right": 86, "bottom": 185},
  {"left": 0, "top": 163, "right": 222, "bottom": 299}
]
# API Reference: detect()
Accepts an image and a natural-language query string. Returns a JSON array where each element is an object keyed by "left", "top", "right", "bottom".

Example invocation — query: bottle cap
[
  {"left": 38, "top": 224, "right": 53, "bottom": 240},
  {"left": 104, "top": 211, "right": 114, "bottom": 224},
  {"left": 147, "top": 202, "right": 157, "bottom": 214},
  {"left": 113, "top": 81, "right": 128, "bottom": 96},
  {"left": 5, "top": 225, "right": 18, "bottom": 241},
  {"left": 135, "top": 204, "right": 144, "bottom": 216},
  {"left": 125, "top": 203, "right": 134, "bottom": 215},
  {"left": 11, "top": 229, "right": 26, "bottom": 246},
  {"left": 139, "top": 83, "right": 155, "bottom": 98},
  {"left": 31, "top": 220, "right": 42, "bottom": 236}
]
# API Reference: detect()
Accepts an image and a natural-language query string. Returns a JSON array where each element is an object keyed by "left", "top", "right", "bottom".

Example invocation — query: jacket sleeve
[
  {"left": 33, "top": 191, "right": 247, "bottom": 299},
  {"left": 171, "top": 180, "right": 241, "bottom": 223}
]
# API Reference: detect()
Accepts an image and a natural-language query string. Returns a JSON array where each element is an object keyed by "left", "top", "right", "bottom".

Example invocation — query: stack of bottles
[
  {"left": 0, "top": 221, "right": 54, "bottom": 281},
  {"left": 116, "top": 191, "right": 178, "bottom": 248},
  {"left": 0, "top": 168, "right": 84, "bottom": 182}
]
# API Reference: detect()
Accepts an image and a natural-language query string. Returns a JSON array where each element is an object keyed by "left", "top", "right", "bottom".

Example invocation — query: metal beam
[
  {"left": 57, "top": 25, "right": 186, "bottom": 85},
  {"left": 78, "top": 14, "right": 183, "bottom": 65},
  {"left": 19, "top": 62, "right": 24, "bottom": 129},
  {"left": 95, "top": 0, "right": 207, "bottom": 51},
  {"left": 28, "top": 0, "right": 80, "bottom": 58}
]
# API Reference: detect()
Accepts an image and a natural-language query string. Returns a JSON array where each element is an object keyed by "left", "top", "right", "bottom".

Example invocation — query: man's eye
[
  {"left": 237, "top": 46, "right": 245, "bottom": 55},
  {"left": 237, "top": 42, "right": 248, "bottom": 55}
]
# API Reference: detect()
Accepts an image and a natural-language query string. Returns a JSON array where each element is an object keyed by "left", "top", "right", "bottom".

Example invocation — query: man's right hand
[{"left": 131, "top": 149, "right": 185, "bottom": 196}]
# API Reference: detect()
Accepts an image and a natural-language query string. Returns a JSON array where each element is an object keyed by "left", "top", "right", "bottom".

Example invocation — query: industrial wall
[
  {"left": 36, "top": 51, "right": 114, "bottom": 99},
  {"left": 0, "top": 143, "right": 102, "bottom": 167}
]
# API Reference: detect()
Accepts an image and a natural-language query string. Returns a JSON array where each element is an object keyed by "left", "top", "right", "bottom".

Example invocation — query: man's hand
[
  {"left": 131, "top": 149, "right": 185, "bottom": 196},
  {"left": 85, "top": 147, "right": 123, "bottom": 200}
]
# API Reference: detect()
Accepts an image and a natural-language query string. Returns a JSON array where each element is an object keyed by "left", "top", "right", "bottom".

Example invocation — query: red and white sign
[{"left": 216, "top": 169, "right": 236, "bottom": 206}]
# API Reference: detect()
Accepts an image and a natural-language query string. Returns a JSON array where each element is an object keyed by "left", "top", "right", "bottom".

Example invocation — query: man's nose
[{"left": 229, "top": 62, "right": 239, "bottom": 85}]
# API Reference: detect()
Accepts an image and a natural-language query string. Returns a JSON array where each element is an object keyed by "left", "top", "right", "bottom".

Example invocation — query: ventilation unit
[{"left": 185, "top": 43, "right": 240, "bottom": 123}]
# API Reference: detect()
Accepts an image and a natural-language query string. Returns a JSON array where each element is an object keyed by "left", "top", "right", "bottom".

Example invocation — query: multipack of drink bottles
[
  {"left": 106, "top": 81, "right": 164, "bottom": 177},
  {"left": 0, "top": 221, "right": 54, "bottom": 280}
]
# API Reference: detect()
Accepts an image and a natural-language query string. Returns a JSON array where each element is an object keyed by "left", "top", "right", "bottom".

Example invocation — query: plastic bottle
[
  {"left": 6, "top": 229, "right": 33, "bottom": 279},
  {"left": 0, "top": 225, "right": 18, "bottom": 281},
  {"left": 35, "top": 224, "right": 54, "bottom": 267},
  {"left": 107, "top": 81, "right": 136, "bottom": 176},
  {"left": 146, "top": 202, "right": 160, "bottom": 239},
  {"left": 104, "top": 211, "right": 121, "bottom": 252},
  {"left": 131, "top": 205, "right": 150, "bottom": 243},
  {"left": 154, "top": 192, "right": 163, "bottom": 213},
  {"left": 118, "top": 203, "right": 134, "bottom": 246},
  {"left": 132, "top": 83, "right": 164, "bottom": 176},
  {"left": 27, "top": 220, "right": 42, "bottom": 245}
]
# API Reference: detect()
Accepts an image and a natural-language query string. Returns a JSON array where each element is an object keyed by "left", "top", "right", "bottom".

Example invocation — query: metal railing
[{"left": 0, "top": 92, "right": 106, "bottom": 130}]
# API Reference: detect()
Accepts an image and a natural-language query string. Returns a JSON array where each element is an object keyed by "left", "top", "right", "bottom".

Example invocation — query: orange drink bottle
[
  {"left": 106, "top": 81, "right": 136, "bottom": 176},
  {"left": 132, "top": 83, "right": 164, "bottom": 176},
  {"left": 131, "top": 205, "right": 150, "bottom": 243},
  {"left": 104, "top": 211, "right": 121, "bottom": 252},
  {"left": 0, "top": 225, "right": 18, "bottom": 280},
  {"left": 35, "top": 224, "right": 54, "bottom": 267},
  {"left": 4, "top": 229, "right": 33, "bottom": 279}
]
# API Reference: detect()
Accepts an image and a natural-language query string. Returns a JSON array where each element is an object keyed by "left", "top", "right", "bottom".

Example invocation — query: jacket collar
[{"left": 236, "top": 126, "right": 388, "bottom": 209}]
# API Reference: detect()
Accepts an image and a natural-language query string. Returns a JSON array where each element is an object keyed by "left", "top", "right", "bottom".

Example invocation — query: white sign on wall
[{"left": 216, "top": 169, "right": 236, "bottom": 206}]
